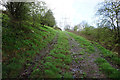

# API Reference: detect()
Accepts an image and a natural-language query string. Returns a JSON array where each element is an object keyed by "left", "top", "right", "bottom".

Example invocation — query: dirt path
[
  {"left": 19, "top": 33, "right": 58, "bottom": 78},
  {"left": 66, "top": 33, "right": 106, "bottom": 78}
]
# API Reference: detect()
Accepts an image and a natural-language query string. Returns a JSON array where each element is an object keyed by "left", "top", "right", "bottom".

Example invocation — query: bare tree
[
  {"left": 64, "top": 24, "right": 70, "bottom": 31},
  {"left": 75, "top": 21, "right": 89, "bottom": 31},
  {"left": 96, "top": 0, "right": 120, "bottom": 43}
]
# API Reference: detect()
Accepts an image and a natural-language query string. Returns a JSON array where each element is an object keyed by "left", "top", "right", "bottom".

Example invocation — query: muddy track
[
  {"left": 66, "top": 33, "right": 106, "bottom": 78},
  {"left": 19, "top": 33, "right": 58, "bottom": 78}
]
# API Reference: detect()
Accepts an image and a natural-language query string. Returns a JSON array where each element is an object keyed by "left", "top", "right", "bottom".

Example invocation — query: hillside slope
[
  {"left": 3, "top": 23, "right": 57, "bottom": 78},
  {"left": 2, "top": 23, "right": 120, "bottom": 78}
]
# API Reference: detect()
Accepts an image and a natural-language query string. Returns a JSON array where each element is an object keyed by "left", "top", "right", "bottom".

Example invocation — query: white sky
[
  {"left": 43, "top": 0, "right": 104, "bottom": 30},
  {"left": 1, "top": 0, "right": 104, "bottom": 30}
]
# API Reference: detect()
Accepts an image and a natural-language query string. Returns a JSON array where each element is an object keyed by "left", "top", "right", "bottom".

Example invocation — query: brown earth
[
  {"left": 19, "top": 33, "right": 58, "bottom": 78},
  {"left": 66, "top": 33, "right": 106, "bottom": 78}
]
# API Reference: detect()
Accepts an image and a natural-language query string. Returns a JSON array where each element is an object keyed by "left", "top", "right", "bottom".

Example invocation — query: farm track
[
  {"left": 19, "top": 33, "right": 58, "bottom": 78},
  {"left": 18, "top": 32, "right": 119, "bottom": 78},
  {"left": 66, "top": 33, "right": 106, "bottom": 78}
]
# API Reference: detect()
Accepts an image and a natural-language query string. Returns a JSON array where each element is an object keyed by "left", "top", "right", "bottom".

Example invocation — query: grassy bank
[{"left": 2, "top": 16, "right": 57, "bottom": 78}]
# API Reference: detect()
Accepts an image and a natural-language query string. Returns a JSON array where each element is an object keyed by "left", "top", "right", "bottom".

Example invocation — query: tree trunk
[{"left": 116, "top": 12, "right": 120, "bottom": 44}]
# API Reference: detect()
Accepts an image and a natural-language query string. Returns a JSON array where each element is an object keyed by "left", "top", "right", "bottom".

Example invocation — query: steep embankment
[{"left": 3, "top": 24, "right": 57, "bottom": 78}]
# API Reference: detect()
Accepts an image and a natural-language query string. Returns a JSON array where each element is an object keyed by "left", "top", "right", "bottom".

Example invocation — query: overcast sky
[
  {"left": 43, "top": 0, "right": 104, "bottom": 30},
  {"left": 0, "top": 0, "right": 104, "bottom": 30}
]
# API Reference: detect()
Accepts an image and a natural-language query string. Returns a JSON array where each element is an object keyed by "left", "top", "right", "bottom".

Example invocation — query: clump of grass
[
  {"left": 45, "top": 56, "right": 53, "bottom": 62},
  {"left": 55, "top": 59, "right": 62, "bottom": 63},
  {"left": 64, "top": 65, "right": 70, "bottom": 70},
  {"left": 63, "top": 72, "right": 73, "bottom": 78},
  {"left": 54, "top": 53, "right": 65, "bottom": 59},
  {"left": 79, "top": 50, "right": 85, "bottom": 55},
  {"left": 44, "top": 70, "right": 61, "bottom": 78},
  {"left": 79, "top": 57, "right": 84, "bottom": 61},
  {"left": 95, "top": 58, "right": 107, "bottom": 64},
  {"left": 72, "top": 45, "right": 74, "bottom": 47},
  {"left": 64, "top": 58, "right": 72, "bottom": 64},
  {"left": 30, "top": 65, "right": 43, "bottom": 78},
  {"left": 82, "top": 72, "right": 87, "bottom": 77},
  {"left": 75, "top": 58, "right": 79, "bottom": 63}
]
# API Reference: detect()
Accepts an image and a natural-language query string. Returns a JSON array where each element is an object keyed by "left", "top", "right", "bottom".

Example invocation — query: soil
[
  {"left": 66, "top": 33, "right": 106, "bottom": 78},
  {"left": 18, "top": 32, "right": 119, "bottom": 78},
  {"left": 19, "top": 33, "right": 58, "bottom": 78}
]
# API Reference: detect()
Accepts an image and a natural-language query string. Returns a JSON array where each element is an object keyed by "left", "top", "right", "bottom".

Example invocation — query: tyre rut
[
  {"left": 66, "top": 33, "right": 106, "bottom": 78},
  {"left": 19, "top": 33, "right": 58, "bottom": 78}
]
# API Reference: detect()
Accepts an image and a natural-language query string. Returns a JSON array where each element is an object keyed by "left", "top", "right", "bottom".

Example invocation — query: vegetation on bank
[
  {"left": 68, "top": 32, "right": 120, "bottom": 78},
  {"left": 1, "top": 1, "right": 57, "bottom": 78},
  {"left": 2, "top": 15, "right": 57, "bottom": 77},
  {"left": 95, "top": 57, "right": 120, "bottom": 78},
  {"left": 30, "top": 31, "right": 73, "bottom": 78},
  {"left": 1, "top": 0, "right": 120, "bottom": 79},
  {"left": 65, "top": 1, "right": 120, "bottom": 55},
  {"left": 2, "top": 12, "right": 120, "bottom": 78},
  {"left": 74, "top": 27, "right": 120, "bottom": 55},
  {"left": 67, "top": 32, "right": 95, "bottom": 54}
]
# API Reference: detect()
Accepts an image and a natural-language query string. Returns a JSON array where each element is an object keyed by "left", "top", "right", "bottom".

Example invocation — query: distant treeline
[{"left": 65, "top": 1, "right": 120, "bottom": 55}]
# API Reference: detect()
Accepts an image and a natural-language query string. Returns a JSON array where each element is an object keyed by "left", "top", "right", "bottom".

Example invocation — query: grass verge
[
  {"left": 95, "top": 57, "right": 120, "bottom": 78},
  {"left": 30, "top": 31, "right": 73, "bottom": 78},
  {"left": 67, "top": 32, "right": 95, "bottom": 54}
]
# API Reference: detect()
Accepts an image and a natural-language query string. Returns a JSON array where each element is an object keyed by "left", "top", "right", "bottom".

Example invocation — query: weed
[
  {"left": 95, "top": 58, "right": 107, "bottom": 64},
  {"left": 79, "top": 57, "right": 84, "bottom": 61},
  {"left": 64, "top": 65, "right": 70, "bottom": 70},
  {"left": 72, "top": 45, "right": 74, "bottom": 47},
  {"left": 74, "top": 58, "right": 79, "bottom": 63},
  {"left": 79, "top": 51, "right": 85, "bottom": 55},
  {"left": 82, "top": 72, "right": 86, "bottom": 77},
  {"left": 63, "top": 72, "right": 73, "bottom": 78}
]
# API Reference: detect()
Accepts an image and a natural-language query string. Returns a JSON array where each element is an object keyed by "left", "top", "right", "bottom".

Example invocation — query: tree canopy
[{"left": 96, "top": 0, "right": 120, "bottom": 43}]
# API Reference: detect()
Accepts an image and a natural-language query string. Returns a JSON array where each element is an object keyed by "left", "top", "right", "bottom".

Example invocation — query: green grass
[
  {"left": 63, "top": 72, "right": 73, "bottom": 78},
  {"left": 67, "top": 31, "right": 120, "bottom": 78},
  {"left": 79, "top": 57, "right": 84, "bottom": 61},
  {"left": 67, "top": 32, "right": 95, "bottom": 54},
  {"left": 2, "top": 15, "right": 57, "bottom": 78},
  {"left": 31, "top": 31, "right": 73, "bottom": 78},
  {"left": 74, "top": 58, "right": 78, "bottom": 63},
  {"left": 79, "top": 51, "right": 85, "bottom": 55},
  {"left": 94, "top": 42, "right": 120, "bottom": 66},
  {"left": 95, "top": 58, "right": 120, "bottom": 78},
  {"left": 81, "top": 72, "right": 87, "bottom": 78},
  {"left": 3, "top": 12, "right": 120, "bottom": 78}
]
